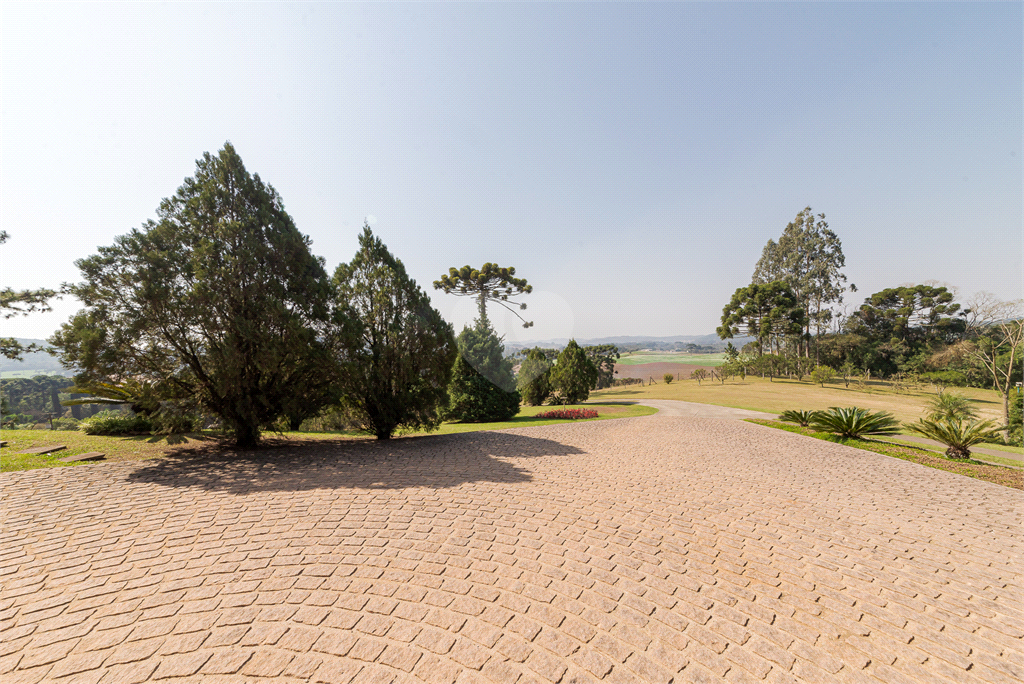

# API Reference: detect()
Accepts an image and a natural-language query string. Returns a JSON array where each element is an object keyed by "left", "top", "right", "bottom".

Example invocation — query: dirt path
[{"left": 1, "top": 417, "right": 1021, "bottom": 683}]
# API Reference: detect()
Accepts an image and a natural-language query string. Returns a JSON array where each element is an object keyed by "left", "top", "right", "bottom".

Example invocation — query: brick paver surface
[{"left": 2, "top": 414, "right": 1022, "bottom": 683}]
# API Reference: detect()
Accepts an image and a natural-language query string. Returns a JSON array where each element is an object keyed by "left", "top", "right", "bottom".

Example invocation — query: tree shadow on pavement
[{"left": 125, "top": 430, "right": 584, "bottom": 494}]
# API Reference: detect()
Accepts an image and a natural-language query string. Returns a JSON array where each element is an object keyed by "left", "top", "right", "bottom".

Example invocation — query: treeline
[
  {"left": 718, "top": 207, "right": 1023, "bottom": 428},
  {"left": 32, "top": 143, "right": 620, "bottom": 447}
]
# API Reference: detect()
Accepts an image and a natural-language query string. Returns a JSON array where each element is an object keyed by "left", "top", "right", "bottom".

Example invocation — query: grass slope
[
  {"left": 0, "top": 403, "right": 656, "bottom": 472},
  {"left": 593, "top": 375, "right": 1005, "bottom": 425},
  {"left": 748, "top": 419, "right": 1022, "bottom": 490}
]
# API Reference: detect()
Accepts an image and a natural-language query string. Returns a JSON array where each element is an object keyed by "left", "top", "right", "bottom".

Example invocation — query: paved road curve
[{"left": 2, "top": 413, "right": 1021, "bottom": 683}]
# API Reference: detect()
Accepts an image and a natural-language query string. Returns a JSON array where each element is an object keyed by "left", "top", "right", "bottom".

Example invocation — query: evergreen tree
[
  {"left": 0, "top": 232, "right": 56, "bottom": 361},
  {"left": 333, "top": 225, "right": 457, "bottom": 439},
  {"left": 50, "top": 143, "right": 336, "bottom": 448},
  {"left": 517, "top": 348, "right": 552, "bottom": 406},
  {"left": 446, "top": 319, "right": 520, "bottom": 422},
  {"left": 550, "top": 340, "right": 598, "bottom": 404}
]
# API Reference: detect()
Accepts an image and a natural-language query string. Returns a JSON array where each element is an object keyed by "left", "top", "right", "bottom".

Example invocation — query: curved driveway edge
[{"left": 1, "top": 415, "right": 1021, "bottom": 683}]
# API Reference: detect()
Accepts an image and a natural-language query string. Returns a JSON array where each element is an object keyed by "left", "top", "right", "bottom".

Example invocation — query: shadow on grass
[{"left": 126, "top": 430, "right": 584, "bottom": 494}]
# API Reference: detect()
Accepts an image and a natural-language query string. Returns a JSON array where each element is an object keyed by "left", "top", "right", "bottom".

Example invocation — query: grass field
[
  {"left": 0, "top": 403, "right": 656, "bottom": 472},
  {"left": 593, "top": 374, "right": 1012, "bottom": 428},
  {"left": 616, "top": 352, "right": 726, "bottom": 367}
]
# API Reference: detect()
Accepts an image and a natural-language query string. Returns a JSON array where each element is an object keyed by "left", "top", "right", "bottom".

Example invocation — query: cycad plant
[
  {"left": 808, "top": 407, "right": 901, "bottom": 439},
  {"left": 925, "top": 392, "right": 978, "bottom": 422},
  {"left": 905, "top": 418, "right": 1003, "bottom": 459},
  {"left": 778, "top": 410, "right": 817, "bottom": 427}
]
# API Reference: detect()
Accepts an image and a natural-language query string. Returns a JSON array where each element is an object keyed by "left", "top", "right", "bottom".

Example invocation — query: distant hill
[
  {"left": 506, "top": 334, "right": 753, "bottom": 353},
  {"left": 0, "top": 339, "right": 74, "bottom": 378}
]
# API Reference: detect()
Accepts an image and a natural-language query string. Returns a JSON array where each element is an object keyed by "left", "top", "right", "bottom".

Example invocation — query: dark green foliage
[
  {"left": 446, "top": 319, "right": 520, "bottom": 422},
  {"left": 80, "top": 410, "right": 155, "bottom": 435},
  {"left": 333, "top": 225, "right": 457, "bottom": 440},
  {"left": 550, "top": 340, "right": 598, "bottom": 404},
  {"left": 850, "top": 285, "right": 963, "bottom": 346},
  {"left": 717, "top": 281, "right": 806, "bottom": 356},
  {"left": 778, "top": 410, "right": 816, "bottom": 427},
  {"left": 690, "top": 368, "right": 708, "bottom": 385},
  {"left": 1008, "top": 392, "right": 1022, "bottom": 446},
  {"left": 447, "top": 354, "right": 521, "bottom": 422},
  {"left": 664, "top": 373, "right": 674, "bottom": 385},
  {"left": 0, "top": 376, "right": 74, "bottom": 420},
  {"left": 50, "top": 143, "right": 337, "bottom": 448},
  {"left": 809, "top": 407, "right": 901, "bottom": 439},
  {"left": 517, "top": 348, "right": 552, "bottom": 406},
  {"left": 434, "top": 263, "right": 533, "bottom": 328},
  {"left": 905, "top": 418, "right": 1004, "bottom": 459},
  {"left": 51, "top": 417, "right": 80, "bottom": 431}
]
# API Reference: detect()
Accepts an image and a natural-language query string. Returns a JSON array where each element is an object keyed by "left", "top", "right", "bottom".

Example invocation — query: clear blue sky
[{"left": 2, "top": 2, "right": 1020, "bottom": 346}]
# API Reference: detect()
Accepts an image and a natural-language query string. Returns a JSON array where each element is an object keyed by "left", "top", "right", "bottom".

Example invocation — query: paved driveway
[{"left": 2, "top": 413, "right": 1021, "bottom": 683}]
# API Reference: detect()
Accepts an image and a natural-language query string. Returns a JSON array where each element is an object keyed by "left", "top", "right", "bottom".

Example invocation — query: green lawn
[
  {"left": 748, "top": 419, "right": 1022, "bottom": 490},
  {"left": 616, "top": 352, "right": 726, "bottom": 367},
  {"left": 0, "top": 403, "right": 656, "bottom": 472}
]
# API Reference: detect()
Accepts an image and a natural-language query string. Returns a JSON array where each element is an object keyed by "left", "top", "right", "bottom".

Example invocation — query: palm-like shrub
[
  {"left": 924, "top": 392, "right": 978, "bottom": 422},
  {"left": 808, "top": 407, "right": 901, "bottom": 439},
  {"left": 778, "top": 410, "right": 817, "bottom": 427},
  {"left": 905, "top": 418, "right": 1003, "bottom": 459}
]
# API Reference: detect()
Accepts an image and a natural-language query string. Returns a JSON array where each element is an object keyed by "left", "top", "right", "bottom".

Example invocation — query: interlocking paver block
[{"left": 1, "top": 412, "right": 1021, "bottom": 683}]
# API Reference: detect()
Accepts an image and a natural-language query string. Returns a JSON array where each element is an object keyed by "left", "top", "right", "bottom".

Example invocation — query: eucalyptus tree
[
  {"left": 50, "top": 143, "right": 337, "bottom": 448},
  {"left": 752, "top": 207, "right": 852, "bottom": 358}
]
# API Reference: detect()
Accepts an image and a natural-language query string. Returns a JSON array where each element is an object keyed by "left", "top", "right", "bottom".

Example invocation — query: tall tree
[
  {"left": 333, "top": 225, "right": 457, "bottom": 439},
  {"left": 0, "top": 232, "right": 57, "bottom": 361},
  {"left": 434, "top": 263, "right": 533, "bottom": 328},
  {"left": 717, "top": 281, "right": 806, "bottom": 356},
  {"left": 584, "top": 344, "right": 620, "bottom": 389},
  {"left": 516, "top": 348, "right": 553, "bottom": 406},
  {"left": 50, "top": 143, "right": 336, "bottom": 448},
  {"left": 550, "top": 340, "right": 598, "bottom": 404},
  {"left": 849, "top": 285, "right": 964, "bottom": 346},
  {"left": 752, "top": 208, "right": 851, "bottom": 358}
]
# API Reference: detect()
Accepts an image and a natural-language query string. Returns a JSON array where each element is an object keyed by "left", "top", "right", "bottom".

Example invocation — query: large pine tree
[{"left": 51, "top": 143, "right": 336, "bottom": 448}]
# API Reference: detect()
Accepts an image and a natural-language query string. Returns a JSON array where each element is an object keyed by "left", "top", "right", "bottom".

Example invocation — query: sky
[{"left": 2, "top": 1, "right": 1020, "bottom": 347}]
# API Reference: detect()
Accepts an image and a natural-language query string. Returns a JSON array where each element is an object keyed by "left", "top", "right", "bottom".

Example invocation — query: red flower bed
[{"left": 535, "top": 408, "right": 599, "bottom": 420}]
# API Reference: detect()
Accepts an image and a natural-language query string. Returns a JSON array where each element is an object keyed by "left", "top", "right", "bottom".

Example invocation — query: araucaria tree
[
  {"left": 434, "top": 263, "right": 533, "bottom": 328},
  {"left": 50, "top": 143, "right": 336, "bottom": 448},
  {"left": 717, "top": 281, "right": 806, "bottom": 356},
  {"left": 334, "top": 225, "right": 457, "bottom": 439},
  {"left": 550, "top": 340, "right": 598, "bottom": 404}
]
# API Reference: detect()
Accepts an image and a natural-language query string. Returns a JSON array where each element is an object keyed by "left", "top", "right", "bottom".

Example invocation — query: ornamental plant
[
  {"left": 808, "top": 407, "right": 901, "bottom": 439},
  {"left": 535, "top": 408, "right": 598, "bottom": 420}
]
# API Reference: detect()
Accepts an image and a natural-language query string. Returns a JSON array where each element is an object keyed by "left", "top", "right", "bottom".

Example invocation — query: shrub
[
  {"left": 809, "top": 366, "right": 837, "bottom": 388},
  {"left": 905, "top": 418, "right": 1004, "bottom": 459},
  {"left": 808, "top": 407, "right": 900, "bottom": 439},
  {"left": 549, "top": 340, "right": 598, "bottom": 404},
  {"left": 517, "top": 349, "right": 553, "bottom": 406},
  {"left": 663, "top": 373, "right": 674, "bottom": 385},
  {"left": 447, "top": 355, "right": 521, "bottom": 423},
  {"left": 80, "top": 410, "right": 154, "bottom": 435},
  {"left": 612, "top": 378, "right": 642, "bottom": 387},
  {"left": 778, "top": 410, "right": 817, "bottom": 427},
  {"left": 535, "top": 408, "right": 598, "bottom": 420},
  {"left": 690, "top": 368, "right": 708, "bottom": 385},
  {"left": 925, "top": 392, "right": 978, "bottom": 422},
  {"left": 152, "top": 412, "right": 199, "bottom": 434},
  {"left": 51, "top": 417, "right": 81, "bottom": 431}
]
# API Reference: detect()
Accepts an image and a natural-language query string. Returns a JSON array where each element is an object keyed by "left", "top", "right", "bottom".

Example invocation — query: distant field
[
  {"left": 616, "top": 352, "right": 725, "bottom": 367},
  {"left": 1, "top": 369, "right": 73, "bottom": 379}
]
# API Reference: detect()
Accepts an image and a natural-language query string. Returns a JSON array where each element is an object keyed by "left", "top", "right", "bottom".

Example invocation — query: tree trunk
[{"left": 233, "top": 421, "right": 260, "bottom": 449}]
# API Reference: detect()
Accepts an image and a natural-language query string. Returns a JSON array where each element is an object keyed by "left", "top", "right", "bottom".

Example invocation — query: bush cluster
[
  {"left": 79, "top": 411, "right": 154, "bottom": 435},
  {"left": 535, "top": 408, "right": 598, "bottom": 420}
]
